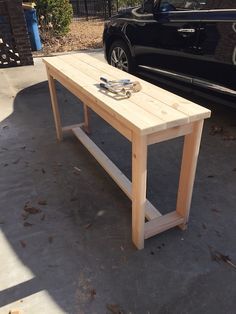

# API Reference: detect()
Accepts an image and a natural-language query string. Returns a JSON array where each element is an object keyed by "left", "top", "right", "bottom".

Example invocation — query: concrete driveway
[{"left": 0, "top": 50, "right": 236, "bottom": 314}]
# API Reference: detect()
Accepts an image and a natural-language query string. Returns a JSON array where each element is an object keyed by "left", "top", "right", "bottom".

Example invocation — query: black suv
[{"left": 103, "top": 0, "right": 236, "bottom": 102}]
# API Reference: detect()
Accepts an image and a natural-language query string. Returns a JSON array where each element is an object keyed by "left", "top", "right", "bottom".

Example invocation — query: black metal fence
[
  {"left": 70, "top": 0, "right": 114, "bottom": 19},
  {"left": 70, "top": 0, "right": 140, "bottom": 19}
]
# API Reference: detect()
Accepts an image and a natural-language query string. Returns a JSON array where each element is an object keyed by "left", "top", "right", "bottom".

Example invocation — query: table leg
[
  {"left": 82, "top": 103, "right": 91, "bottom": 134},
  {"left": 176, "top": 120, "right": 204, "bottom": 229},
  {"left": 132, "top": 134, "right": 147, "bottom": 249},
  {"left": 46, "top": 68, "right": 63, "bottom": 141}
]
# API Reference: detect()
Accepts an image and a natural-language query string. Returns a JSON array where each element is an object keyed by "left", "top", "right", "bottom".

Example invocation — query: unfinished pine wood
[
  {"left": 145, "top": 200, "right": 162, "bottom": 220},
  {"left": 62, "top": 123, "right": 84, "bottom": 132},
  {"left": 132, "top": 134, "right": 148, "bottom": 249},
  {"left": 176, "top": 120, "right": 204, "bottom": 229},
  {"left": 73, "top": 53, "right": 211, "bottom": 121},
  {"left": 144, "top": 211, "right": 184, "bottom": 239},
  {"left": 58, "top": 54, "right": 190, "bottom": 129},
  {"left": 72, "top": 127, "right": 161, "bottom": 220},
  {"left": 147, "top": 123, "right": 193, "bottom": 145},
  {"left": 73, "top": 126, "right": 130, "bottom": 196},
  {"left": 47, "top": 65, "right": 132, "bottom": 140},
  {"left": 44, "top": 54, "right": 211, "bottom": 249},
  {"left": 83, "top": 104, "right": 90, "bottom": 134},
  {"left": 44, "top": 55, "right": 211, "bottom": 133},
  {"left": 46, "top": 69, "right": 63, "bottom": 141},
  {"left": 44, "top": 59, "right": 167, "bottom": 136}
]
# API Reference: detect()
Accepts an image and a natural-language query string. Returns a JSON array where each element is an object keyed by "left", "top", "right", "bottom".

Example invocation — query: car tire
[{"left": 108, "top": 40, "right": 135, "bottom": 73}]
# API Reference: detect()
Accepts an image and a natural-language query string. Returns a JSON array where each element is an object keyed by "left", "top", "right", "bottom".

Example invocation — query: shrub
[
  {"left": 118, "top": 0, "right": 140, "bottom": 9},
  {"left": 36, "top": 0, "right": 73, "bottom": 36}
]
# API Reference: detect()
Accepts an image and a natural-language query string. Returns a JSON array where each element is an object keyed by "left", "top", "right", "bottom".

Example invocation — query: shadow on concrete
[{"left": 0, "top": 80, "right": 236, "bottom": 313}]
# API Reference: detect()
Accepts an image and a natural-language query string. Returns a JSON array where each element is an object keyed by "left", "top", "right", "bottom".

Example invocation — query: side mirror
[
  {"left": 155, "top": 1, "right": 176, "bottom": 13},
  {"left": 161, "top": 3, "right": 176, "bottom": 11}
]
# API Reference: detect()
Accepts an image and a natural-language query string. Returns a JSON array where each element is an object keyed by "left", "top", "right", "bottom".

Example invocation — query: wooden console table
[{"left": 43, "top": 53, "right": 211, "bottom": 249}]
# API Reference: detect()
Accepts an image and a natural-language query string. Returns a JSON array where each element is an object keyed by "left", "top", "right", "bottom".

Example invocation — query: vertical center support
[{"left": 132, "top": 133, "right": 148, "bottom": 249}]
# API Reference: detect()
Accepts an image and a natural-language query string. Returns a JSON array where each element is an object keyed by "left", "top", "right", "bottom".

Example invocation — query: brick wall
[{"left": 0, "top": 0, "right": 33, "bottom": 67}]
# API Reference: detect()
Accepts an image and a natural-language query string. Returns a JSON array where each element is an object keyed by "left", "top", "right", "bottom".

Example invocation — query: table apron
[{"left": 47, "top": 66, "right": 132, "bottom": 141}]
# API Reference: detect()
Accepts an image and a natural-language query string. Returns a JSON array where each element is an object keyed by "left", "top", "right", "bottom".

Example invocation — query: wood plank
[
  {"left": 46, "top": 67, "right": 63, "bottom": 141},
  {"left": 145, "top": 200, "right": 162, "bottom": 220},
  {"left": 72, "top": 127, "right": 161, "bottom": 220},
  {"left": 72, "top": 53, "right": 211, "bottom": 121},
  {"left": 62, "top": 123, "right": 84, "bottom": 132},
  {"left": 48, "top": 65, "right": 132, "bottom": 140},
  {"left": 144, "top": 211, "right": 184, "bottom": 239},
  {"left": 176, "top": 120, "right": 204, "bottom": 229},
  {"left": 83, "top": 104, "right": 90, "bottom": 134},
  {"left": 44, "top": 57, "right": 98, "bottom": 87},
  {"left": 44, "top": 59, "right": 167, "bottom": 135},
  {"left": 132, "top": 133, "right": 147, "bottom": 249},
  {"left": 58, "top": 54, "right": 190, "bottom": 128},
  {"left": 73, "top": 126, "right": 131, "bottom": 196},
  {"left": 147, "top": 123, "right": 193, "bottom": 145}
]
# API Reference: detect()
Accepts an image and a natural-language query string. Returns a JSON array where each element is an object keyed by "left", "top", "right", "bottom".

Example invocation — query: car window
[{"left": 158, "top": 0, "right": 210, "bottom": 11}]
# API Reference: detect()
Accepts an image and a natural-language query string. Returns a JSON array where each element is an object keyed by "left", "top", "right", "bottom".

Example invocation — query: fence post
[
  {"left": 76, "top": 0, "right": 79, "bottom": 16},
  {"left": 107, "top": 0, "right": 111, "bottom": 17},
  {"left": 84, "top": 0, "right": 89, "bottom": 20}
]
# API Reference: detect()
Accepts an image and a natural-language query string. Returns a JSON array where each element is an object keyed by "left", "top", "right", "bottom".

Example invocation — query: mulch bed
[{"left": 33, "top": 19, "right": 104, "bottom": 56}]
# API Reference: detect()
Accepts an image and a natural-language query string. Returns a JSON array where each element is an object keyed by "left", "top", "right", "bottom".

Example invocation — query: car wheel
[{"left": 108, "top": 41, "right": 135, "bottom": 73}]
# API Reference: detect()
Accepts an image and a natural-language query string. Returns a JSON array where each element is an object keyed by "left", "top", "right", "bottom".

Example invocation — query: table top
[{"left": 43, "top": 53, "right": 211, "bottom": 135}]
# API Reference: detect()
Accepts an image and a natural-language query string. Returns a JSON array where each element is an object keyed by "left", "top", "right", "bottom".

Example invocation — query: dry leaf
[
  {"left": 210, "top": 125, "right": 223, "bottom": 135},
  {"left": 20, "top": 240, "right": 26, "bottom": 248},
  {"left": 24, "top": 205, "right": 41, "bottom": 214},
  {"left": 223, "top": 135, "right": 236, "bottom": 141},
  {"left": 85, "top": 223, "right": 92, "bottom": 229},
  {"left": 106, "top": 304, "right": 124, "bottom": 314},
  {"left": 38, "top": 200, "right": 47, "bottom": 206},
  {"left": 22, "top": 212, "right": 29, "bottom": 220},
  {"left": 209, "top": 246, "right": 236, "bottom": 270},
  {"left": 90, "top": 288, "right": 96, "bottom": 298},
  {"left": 23, "top": 222, "right": 33, "bottom": 227},
  {"left": 73, "top": 166, "right": 81, "bottom": 172},
  {"left": 12, "top": 158, "right": 21, "bottom": 164}
]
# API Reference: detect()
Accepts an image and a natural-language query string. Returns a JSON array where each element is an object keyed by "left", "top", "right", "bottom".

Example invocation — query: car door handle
[{"left": 178, "top": 28, "right": 196, "bottom": 33}]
